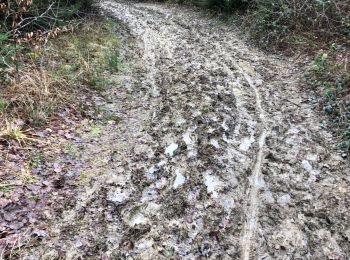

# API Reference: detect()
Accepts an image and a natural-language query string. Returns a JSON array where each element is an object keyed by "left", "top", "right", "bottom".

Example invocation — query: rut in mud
[{"left": 22, "top": 1, "right": 350, "bottom": 259}]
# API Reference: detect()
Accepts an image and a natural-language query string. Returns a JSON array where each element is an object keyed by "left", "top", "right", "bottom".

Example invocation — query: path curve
[{"left": 22, "top": 1, "right": 350, "bottom": 259}]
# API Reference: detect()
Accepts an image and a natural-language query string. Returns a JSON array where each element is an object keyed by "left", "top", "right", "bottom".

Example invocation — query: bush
[
  {"left": 194, "top": 0, "right": 251, "bottom": 11},
  {"left": 249, "top": 0, "right": 350, "bottom": 47},
  {"left": 173, "top": 0, "right": 349, "bottom": 47},
  {"left": 0, "top": 0, "right": 96, "bottom": 81},
  {"left": 306, "top": 51, "right": 350, "bottom": 151},
  {"left": 0, "top": 0, "right": 95, "bottom": 36}
]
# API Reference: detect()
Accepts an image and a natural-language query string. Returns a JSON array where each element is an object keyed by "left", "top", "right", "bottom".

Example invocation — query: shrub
[
  {"left": 194, "top": 0, "right": 251, "bottom": 11},
  {"left": 249, "top": 0, "right": 350, "bottom": 47},
  {"left": 173, "top": 0, "right": 349, "bottom": 47},
  {"left": 0, "top": 0, "right": 95, "bottom": 37},
  {"left": 306, "top": 50, "right": 350, "bottom": 151}
]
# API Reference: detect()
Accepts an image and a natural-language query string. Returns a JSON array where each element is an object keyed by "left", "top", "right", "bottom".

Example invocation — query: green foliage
[
  {"left": 0, "top": 18, "right": 120, "bottom": 128},
  {"left": 306, "top": 51, "right": 350, "bottom": 151},
  {"left": 0, "top": 98, "right": 7, "bottom": 112},
  {"left": 0, "top": 33, "right": 15, "bottom": 72},
  {"left": 88, "top": 75, "right": 111, "bottom": 90},
  {"left": 50, "top": 18, "right": 120, "bottom": 91},
  {"left": 105, "top": 49, "right": 121, "bottom": 72}
]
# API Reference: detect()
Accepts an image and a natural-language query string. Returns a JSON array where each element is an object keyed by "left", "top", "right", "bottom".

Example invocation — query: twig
[{"left": 10, "top": 2, "right": 56, "bottom": 34}]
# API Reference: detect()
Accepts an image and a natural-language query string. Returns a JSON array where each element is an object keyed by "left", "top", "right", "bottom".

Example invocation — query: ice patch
[
  {"left": 183, "top": 130, "right": 197, "bottom": 158},
  {"left": 277, "top": 194, "right": 291, "bottom": 204},
  {"left": 183, "top": 132, "right": 192, "bottom": 146},
  {"left": 204, "top": 174, "right": 222, "bottom": 198},
  {"left": 301, "top": 160, "right": 313, "bottom": 172},
  {"left": 157, "top": 160, "right": 166, "bottom": 167},
  {"left": 218, "top": 194, "right": 235, "bottom": 211},
  {"left": 239, "top": 137, "right": 254, "bottom": 151},
  {"left": 146, "top": 166, "right": 157, "bottom": 181},
  {"left": 174, "top": 170, "right": 186, "bottom": 189},
  {"left": 222, "top": 121, "right": 229, "bottom": 131},
  {"left": 107, "top": 188, "right": 129, "bottom": 205},
  {"left": 155, "top": 178, "right": 167, "bottom": 189},
  {"left": 249, "top": 175, "right": 265, "bottom": 188},
  {"left": 165, "top": 143, "right": 178, "bottom": 156},
  {"left": 129, "top": 213, "right": 148, "bottom": 226},
  {"left": 210, "top": 138, "right": 220, "bottom": 149}
]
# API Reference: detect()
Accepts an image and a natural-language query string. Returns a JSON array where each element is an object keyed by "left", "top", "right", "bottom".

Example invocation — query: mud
[{"left": 22, "top": 0, "right": 349, "bottom": 259}]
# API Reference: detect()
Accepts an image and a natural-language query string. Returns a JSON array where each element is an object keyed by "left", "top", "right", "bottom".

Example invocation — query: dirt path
[{"left": 22, "top": 1, "right": 350, "bottom": 259}]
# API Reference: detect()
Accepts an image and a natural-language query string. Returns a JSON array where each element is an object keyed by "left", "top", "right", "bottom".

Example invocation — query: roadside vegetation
[
  {"left": 173, "top": 0, "right": 350, "bottom": 151},
  {"left": 0, "top": 1, "right": 123, "bottom": 256},
  {"left": 1, "top": 0, "right": 96, "bottom": 128},
  {"left": 0, "top": 0, "right": 122, "bottom": 142}
]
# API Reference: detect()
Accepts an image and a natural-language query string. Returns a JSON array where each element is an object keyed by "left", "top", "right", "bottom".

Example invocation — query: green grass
[
  {"left": 0, "top": 181, "right": 15, "bottom": 192},
  {"left": 0, "top": 97, "right": 6, "bottom": 112},
  {"left": 306, "top": 49, "right": 350, "bottom": 151},
  {"left": 28, "top": 151, "right": 46, "bottom": 167},
  {"left": 0, "top": 18, "right": 122, "bottom": 129}
]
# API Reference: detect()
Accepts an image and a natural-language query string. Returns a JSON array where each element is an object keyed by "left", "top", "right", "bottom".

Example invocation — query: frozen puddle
[
  {"left": 127, "top": 212, "right": 149, "bottom": 227},
  {"left": 182, "top": 132, "right": 192, "bottom": 145}
]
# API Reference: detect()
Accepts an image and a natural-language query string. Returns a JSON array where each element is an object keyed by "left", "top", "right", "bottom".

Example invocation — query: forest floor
[{"left": 2, "top": 0, "right": 350, "bottom": 259}]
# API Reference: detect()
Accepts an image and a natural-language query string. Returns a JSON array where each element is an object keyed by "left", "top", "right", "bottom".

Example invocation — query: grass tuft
[{"left": 0, "top": 18, "right": 121, "bottom": 129}]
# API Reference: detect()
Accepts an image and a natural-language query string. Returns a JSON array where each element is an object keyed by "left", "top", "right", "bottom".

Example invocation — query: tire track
[
  {"left": 21, "top": 1, "right": 350, "bottom": 258},
  {"left": 240, "top": 72, "right": 268, "bottom": 260}
]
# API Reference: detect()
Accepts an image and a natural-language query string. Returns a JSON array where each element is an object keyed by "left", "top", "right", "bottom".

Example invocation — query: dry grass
[
  {"left": 0, "top": 120, "right": 39, "bottom": 145},
  {"left": 0, "top": 18, "right": 120, "bottom": 144},
  {"left": 1, "top": 65, "right": 69, "bottom": 125}
]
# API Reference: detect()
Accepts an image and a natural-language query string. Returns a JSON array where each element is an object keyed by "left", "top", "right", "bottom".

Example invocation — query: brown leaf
[{"left": 0, "top": 198, "right": 11, "bottom": 208}]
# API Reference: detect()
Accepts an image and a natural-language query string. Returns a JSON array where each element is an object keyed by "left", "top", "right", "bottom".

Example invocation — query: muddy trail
[{"left": 21, "top": 0, "right": 350, "bottom": 259}]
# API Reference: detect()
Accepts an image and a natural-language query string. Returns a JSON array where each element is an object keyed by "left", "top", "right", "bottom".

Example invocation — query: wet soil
[{"left": 20, "top": 0, "right": 350, "bottom": 259}]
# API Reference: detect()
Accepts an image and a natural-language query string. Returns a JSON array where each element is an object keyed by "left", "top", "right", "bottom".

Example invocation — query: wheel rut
[
  {"left": 239, "top": 72, "right": 268, "bottom": 260},
  {"left": 21, "top": 1, "right": 350, "bottom": 259}
]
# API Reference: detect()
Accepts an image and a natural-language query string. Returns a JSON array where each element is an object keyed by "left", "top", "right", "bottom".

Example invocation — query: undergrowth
[
  {"left": 306, "top": 48, "right": 350, "bottom": 151},
  {"left": 0, "top": 18, "right": 120, "bottom": 139}
]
